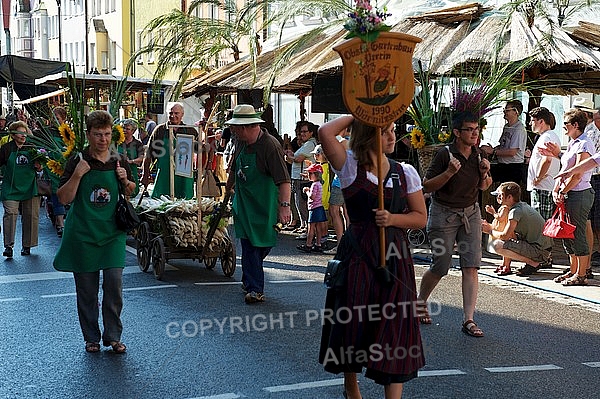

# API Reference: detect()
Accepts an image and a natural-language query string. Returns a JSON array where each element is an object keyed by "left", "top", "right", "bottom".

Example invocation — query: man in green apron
[
  {"left": 225, "top": 104, "right": 291, "bottom": 304},
  {"left": 141, "top": 102, "right": 196, "bottom": 199},
  {"left": 120, "top": 119, "right": 144, "bottom": 198}
]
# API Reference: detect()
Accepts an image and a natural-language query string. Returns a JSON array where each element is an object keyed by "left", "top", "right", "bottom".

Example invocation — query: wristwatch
[{"left": 279, "top": 201, "right": 290, "bottom": 207}]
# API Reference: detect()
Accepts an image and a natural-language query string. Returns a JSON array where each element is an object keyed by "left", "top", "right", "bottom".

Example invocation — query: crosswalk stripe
[
  {"left": 418, "top": 369, "right": 466, "bottom": 377},
  {"left": 485, "top": 364, "right": 562, "bottom": 373},
  {"left": 582, "top": 362, "right": 600, "bottom": 367},
  {"left": 263, "top": 378, "right": 344, "bottom": 392},
  {"left": 0, "top": 297, "right": 23, "bottom": 302}
]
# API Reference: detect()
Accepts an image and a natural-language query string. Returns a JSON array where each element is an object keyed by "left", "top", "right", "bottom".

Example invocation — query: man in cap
[
  {"left": 225, "top": 104, "right": 291, "bottom": 303},
  {"left": 573, "top": 97, "right": 597, "bottom": 135},
  {"left": 482, "top": 182, "right": 552, "bottom": 277},
  {"left": 141, "top": 102, "right": 197, "bottom": 199}
]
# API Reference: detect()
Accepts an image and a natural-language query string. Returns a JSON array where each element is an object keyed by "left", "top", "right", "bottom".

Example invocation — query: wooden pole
[
  {"left": 169, "top": 126, "right": 175, "bottom": 200},
  {"left": 377, "top": 127, "right": 385, "bottom": 268},
  {"left": 197, "top": 123, "right": 204, "bottom": 248}
]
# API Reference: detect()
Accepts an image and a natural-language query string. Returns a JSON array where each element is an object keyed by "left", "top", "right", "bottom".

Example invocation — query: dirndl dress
[{"left": 319, "top": 161, "right": 425, "bottom": 385}]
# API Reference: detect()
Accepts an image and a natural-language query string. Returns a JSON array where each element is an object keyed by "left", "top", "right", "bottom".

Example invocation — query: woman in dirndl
[
  {"left": 54, "top": 110, "right": 135, "bottom": 354},
  {"left": 318, "top": 115, "right": 427, "bottom": 399}
]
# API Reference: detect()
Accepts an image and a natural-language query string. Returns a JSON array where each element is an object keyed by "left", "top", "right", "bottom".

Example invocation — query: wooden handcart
[{"left": 135, "top": 195, "right": 235, "bottom": 280}]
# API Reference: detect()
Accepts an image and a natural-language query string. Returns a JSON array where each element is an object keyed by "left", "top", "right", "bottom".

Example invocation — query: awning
[{"left": 15, "top": 88, "right": 68, "bottom": 105}]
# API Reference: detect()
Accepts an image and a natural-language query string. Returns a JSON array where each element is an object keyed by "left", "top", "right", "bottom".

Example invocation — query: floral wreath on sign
[{"left": 344, "top": 0, "right": 392, "bottom": 42}]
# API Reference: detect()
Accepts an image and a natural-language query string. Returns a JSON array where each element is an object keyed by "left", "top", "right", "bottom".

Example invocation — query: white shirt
[
  {"left": 527, "top": 130, "right": 561, "bottom": 192},
  {"left": 334, "top": 150, "right": 422, "bottom": 193}
]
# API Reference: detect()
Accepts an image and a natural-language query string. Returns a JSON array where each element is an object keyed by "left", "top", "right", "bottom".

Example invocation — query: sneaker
[
  {"left": 56, "top": 227, "right": 64, "bottom": 238},
  {"left": 323, "top": 245, "right": 338, "bottom": 255},
  {"left": 3, "top": 247, "right": 12, "bottom": 258},
  {"left": 21, "top": 247, "right": 30, "bottom": 256},
  {"left": 586, "top": 268, "right": 594, "bottom": 280},
  {"left": 244, "top": 291, "right": 265, "bottom": 304},
  {"left": 311, "top": 245, "right": 323, "bottom": 253}
]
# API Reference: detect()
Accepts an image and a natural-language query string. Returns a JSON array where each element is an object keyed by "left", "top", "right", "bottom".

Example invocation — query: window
[
  {"left": 136, "top": 30, "right": 143, "bottom": 64},
  {"left": 105, "top": 0, "right": 110, "bottom": 14},
  {"left": 111, "top": 0, "right": 116, "bottom": 12},
  {"left": 101, "top": 51, "right": 108, "bottom": 71},
  {"left": 97, "top": 0, "right": 102, "bottom": 16},
  {"left": 75, "top": 42, "right": 79, "bottom": 64},
  {"left": 147, "top": 32, "right": 154, "bottom": 64},
  {"left": 111, "top": 41, "right": 117, "bottom": 70},
  {"left": 90, "top": 43, "right": 96, "bottom": 71}
]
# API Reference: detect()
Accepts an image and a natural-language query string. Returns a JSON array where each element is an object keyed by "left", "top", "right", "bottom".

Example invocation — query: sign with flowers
[{"left": 334, "top": 0, "right": 421, "bottom": 128}]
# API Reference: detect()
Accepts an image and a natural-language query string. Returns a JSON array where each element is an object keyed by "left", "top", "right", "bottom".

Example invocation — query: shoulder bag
[{"left": 115, "top": 180, "right": 141, "bottom": 233}]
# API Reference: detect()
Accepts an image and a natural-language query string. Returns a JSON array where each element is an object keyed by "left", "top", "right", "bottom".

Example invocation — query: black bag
[
  {"left": 324, "top": 259, "right": 346, "bottom": 289},
  {"left": 116, "top": 194, "right": 140, "bottom": 232}
]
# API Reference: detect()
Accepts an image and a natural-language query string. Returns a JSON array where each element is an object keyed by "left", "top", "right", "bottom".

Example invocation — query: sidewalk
[{"left": 412, "top": 245, "right": 600, "bottom": 307}]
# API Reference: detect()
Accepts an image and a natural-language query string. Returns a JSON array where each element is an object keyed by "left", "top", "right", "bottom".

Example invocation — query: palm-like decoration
[{"left": 131, "top": 0, "right": 350, "bottom": 100}]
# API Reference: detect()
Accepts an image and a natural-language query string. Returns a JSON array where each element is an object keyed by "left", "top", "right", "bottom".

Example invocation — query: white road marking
[
  {"left": 186, "top": 394, "right": 241, "bottom": 399},
  {"left": 263, "top": 378, "right": 344, "bottom": 392},
  {"left": 418, "top": 369, "right": 466, "bottom": 377},
  {"left": 485, "top": 364, "right": 562, "bottom": 373},
  {"left": 194, "top": 282, "right": 241, "bottom": 286},
  {"left": 269, "top": 279, "right": 318, "bottom": 284},
  {"left": 41, "top": 285, "right": 177, "bottom": 298},
  {"left": 123, "top": 285, "right": 178, "bottom": 291},
  {"left": 0, "top": 297, "right": 23, "bottom": 302},
  {"left": 41, "top": 292, "right": 76, "bottom": 298},
  {"left": 583, "top": 362, "right": 600, "bottom": 367},
  {"left": 0, "top": 265, "right": 141, "bottom": 284}
]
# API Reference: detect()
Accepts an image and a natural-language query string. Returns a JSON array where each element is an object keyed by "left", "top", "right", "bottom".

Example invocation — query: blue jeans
[{"left": 241, "top": 238, "right": 272, "bottom": 294}]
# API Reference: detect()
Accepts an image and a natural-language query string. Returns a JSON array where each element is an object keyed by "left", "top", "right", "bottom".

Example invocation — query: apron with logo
[
  {"left": 53, "top": 169, "right": 126, "bottom": 272},
  {"left": 0, "top": 148, "right": 37, "bottom": 201}
]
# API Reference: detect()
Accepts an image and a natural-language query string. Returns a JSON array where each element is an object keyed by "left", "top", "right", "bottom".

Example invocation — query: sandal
[
  {"left": 416, "top": 301, "right": 432, "bottom": 324},
  {"left": 296, "top": 244, "right": 312, "bottom": 253},
  {"left": 498, "top": 267, "right": 512, "bottom": 276},
  {"left": 562, "top": 275, "right": 588, "bottom": 286},
  {"left": 515, "top": 264, "right": 540, "bottom": 276},
  {"left": 104, "top": 341, "right": 127, "bottom": 354},
  {"left": 554, "top": 272, "right": 574, "bottom": 283},
  {"left": 462, "top": 320, "right": 484, "bottom": 337},
  {"left": 85, "top": 342, "right": 100, "bottom": 353}
]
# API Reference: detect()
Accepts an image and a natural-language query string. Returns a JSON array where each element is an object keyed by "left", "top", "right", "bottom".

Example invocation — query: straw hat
[
  {"left": 225, "top": 104, "right": 265, "bottom": 125},
  {"left": 572, "top": 97, "right": 596, "bottom": 113}
]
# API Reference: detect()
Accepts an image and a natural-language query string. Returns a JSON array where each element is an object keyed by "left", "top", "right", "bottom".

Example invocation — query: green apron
[
  {"left": 53, "top": 169, "right": 126, "bottom": 272},
  {"left": 232, "top": 145, "right": 278, "bottom": 247},
  {"left": 151, "top": 137, "right": 193, "bottom": 199},
  {"left": 119, "top": 143, "right": 140, "bottom": 197},
  {"left": 0, "top": 148, "right": 37, "bottom": 201}
]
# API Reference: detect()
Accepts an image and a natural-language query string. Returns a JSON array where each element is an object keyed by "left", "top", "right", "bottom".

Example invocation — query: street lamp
[{"left": 551, "top": 0, "right": 570, "bottom": 27}]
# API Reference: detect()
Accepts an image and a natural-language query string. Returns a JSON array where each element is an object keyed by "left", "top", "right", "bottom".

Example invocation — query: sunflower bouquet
[
  {"left": 28, "top": 63, "right": 127, "bottom": 176},
  {"left": 406, "top": 61, "right": 451, "bottom": 150}
]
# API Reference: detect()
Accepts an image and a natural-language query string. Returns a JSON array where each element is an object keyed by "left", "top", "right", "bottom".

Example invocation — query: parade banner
[{"left": 334, "top": 32, "right": 422, "bottom": 127}]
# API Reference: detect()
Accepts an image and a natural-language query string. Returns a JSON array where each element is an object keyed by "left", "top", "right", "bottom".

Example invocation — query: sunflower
[
  {"left": 437, "top": 132, "right": 451, "bottom": 143},
  {"left": 47, "top": 159, "right": 65, "bottom": 176},
  {"left": 112, "top": 124, "right": 125, "bottom": 145},
  {"left": 410, "top": 127, "right": 426, "bottom": 149},
  {"left": 62, "top": 141, "right": 75, "bottom": 158},
  {"left": 58, "top": 123, "right": 75, "bottom": 147}
]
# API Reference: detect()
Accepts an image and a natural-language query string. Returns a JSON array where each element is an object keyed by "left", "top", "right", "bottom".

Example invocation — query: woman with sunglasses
[{"left": 541, "top": 109, "right": 595, "bottom": 286}]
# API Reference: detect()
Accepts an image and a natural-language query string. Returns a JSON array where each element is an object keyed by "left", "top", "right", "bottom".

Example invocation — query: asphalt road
[{"left": 1, "top": 212, "right": 600, "bottom": 399}]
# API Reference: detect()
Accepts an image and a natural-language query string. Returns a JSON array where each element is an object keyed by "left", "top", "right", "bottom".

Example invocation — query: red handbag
[{"left": 542, "top": 203, "right": 576, "bottom": 239}]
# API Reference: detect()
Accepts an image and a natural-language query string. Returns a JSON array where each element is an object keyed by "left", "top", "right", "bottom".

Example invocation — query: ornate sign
[{"left": 334, "top": 32, "right": 422, "bottom": 127}]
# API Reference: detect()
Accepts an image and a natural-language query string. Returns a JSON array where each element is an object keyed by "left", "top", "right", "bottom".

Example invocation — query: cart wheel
[
  {"left": 205, "top": 257, "right": 217, "bottom": 270},
  {"left": 407, "top": 228, "right": 427, "bottom": 247},
  {"left": 137, "top": 245, "right": 151, "bottom": 272},
  {"left": 137, "top": 222, "right": 151, "bottom": 247},
  {"left": 221, "top": 239, "right": 236, "bottom": 277},
  {"left": 152, "top": 237, "right": 166, "bottom": 280}
]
